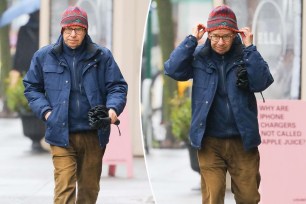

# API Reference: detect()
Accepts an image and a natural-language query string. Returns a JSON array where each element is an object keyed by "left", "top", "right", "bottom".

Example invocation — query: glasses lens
[
  {"left": 223, "top": 36, "right": 231, "bottom": 41},
  {"left": 210, "top": 35, "right": 232, "bottom": 42},
  {"left": 65, "top": 28, "right": 84, "bottom": 35},
  {"left": 75, "top": 28, "right": 84, "bottom": 34},
  {"left": 211, "top": 36, "right": 219, "bottom": 42}
]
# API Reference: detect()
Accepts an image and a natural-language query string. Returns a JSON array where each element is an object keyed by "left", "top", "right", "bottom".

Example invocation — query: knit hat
[
  {"left": 60, "top": 6, "right": 88, "bottom": 30},
  {"left": 206, "top": 5, "right": 241, "bottom": 33}
]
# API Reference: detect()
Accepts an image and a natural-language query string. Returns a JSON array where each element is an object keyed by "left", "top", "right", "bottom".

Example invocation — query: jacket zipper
[
  {"left": 72, "top": 51, "right": 81, "bottom": 115},
  {"left": 221, "top": 55, "right": 231, "bottom": 137}
]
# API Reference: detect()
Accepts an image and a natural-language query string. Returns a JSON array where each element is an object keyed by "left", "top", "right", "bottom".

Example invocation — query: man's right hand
[
  {"left": 45, "top": 111, "right": 51, "bottom": 121},
  {"left": 192, "top": 23, "right": 206, "bottom": 41}
]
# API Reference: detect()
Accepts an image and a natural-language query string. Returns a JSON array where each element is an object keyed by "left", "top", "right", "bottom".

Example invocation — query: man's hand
[
  {"left": 45, "top": 111, "right": 51, "bottom": 121},
  {"left": 108, "top": 109, "right": 118, "bottom": 124},
  {"left": 239, "top": 27, "right": 253, "bottom": 47},
  {"left": 192, "top": 23, "right": 206, "bottom": 41}
]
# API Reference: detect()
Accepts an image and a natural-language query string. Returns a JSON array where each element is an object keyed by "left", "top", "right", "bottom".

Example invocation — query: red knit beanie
[
  {"left": 60, "top": 6, "right": 88, "bottom": 31},
  {"left": 206, "top": 5, "right": 240, "bottom": 33}
]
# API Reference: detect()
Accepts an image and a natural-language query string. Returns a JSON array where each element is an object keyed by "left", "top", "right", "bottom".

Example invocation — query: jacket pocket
[
  {"left": 192, "top": 60, "right": 214, "bottom": 89},
  {"left": 46, "top": 105, "right": 61, "bottom": 127},
  {"left": 192, "top": 60, "right": 215, "bottom": 102},
  {"left": 83, "top": 66, "right": 102, "bottom": 105},
  {"left": 43, "top": 65, "right": 64, "bottom": 90}
]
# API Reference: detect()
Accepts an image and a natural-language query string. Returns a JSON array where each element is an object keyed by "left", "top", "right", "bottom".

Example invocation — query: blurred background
[
  {"left": 1, "top": 0, "right": 306, "bottom": 203},
  {"left": 0, "top": 0, "right": 154, "bottom": 203},
  {"left": 141, "top": 0, "right": 304, "bottom": 203}
]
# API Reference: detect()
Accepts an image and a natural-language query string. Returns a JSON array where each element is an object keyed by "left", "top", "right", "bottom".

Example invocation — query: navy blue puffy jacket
[
  {"left": 23, "top": 35, "right": 128, "bottom": 148},
  {"left": 165, "top": 35, "right": 273, "bottom": 150}
]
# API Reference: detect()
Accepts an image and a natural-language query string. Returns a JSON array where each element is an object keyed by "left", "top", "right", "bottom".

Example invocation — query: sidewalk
[
  {"left": 145, "top": 148, "right": 235, "bottom": 204},
  {"left": 0, "top": 118, "right": 154, "bottom": 204}
]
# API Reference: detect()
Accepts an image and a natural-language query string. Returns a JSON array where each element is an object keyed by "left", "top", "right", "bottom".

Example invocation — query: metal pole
[{"left": 145, "top": 6, "right": 152, "bottom": 79}]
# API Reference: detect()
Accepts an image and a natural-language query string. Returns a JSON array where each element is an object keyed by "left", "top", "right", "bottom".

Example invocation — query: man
[
  {"left": 164, "top": 5, "right": 274, "bottom": 204},
  {"left": 23, "top": 6, "right": 128, "bottom": 204}
]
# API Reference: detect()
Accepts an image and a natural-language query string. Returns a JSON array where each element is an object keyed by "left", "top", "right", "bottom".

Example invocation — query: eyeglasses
[
  {"left": 209, "top": 34, "right": 234, "bottom": 42},
  {"left": 64, "top": 27, "right": 85, "bottom": 35}
]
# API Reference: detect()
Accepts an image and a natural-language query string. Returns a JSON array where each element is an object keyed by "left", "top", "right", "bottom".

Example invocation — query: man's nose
[
  {"left": 217, "top": 37, "right": 225, "bottom": 44},
  {"left": 70, "top": 29, "right": 77, "bottom": 36}
]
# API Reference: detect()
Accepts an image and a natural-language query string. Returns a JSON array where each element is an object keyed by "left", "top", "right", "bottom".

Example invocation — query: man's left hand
[{"left": 239, "top": 27, "right": 253, "bottom": 47}]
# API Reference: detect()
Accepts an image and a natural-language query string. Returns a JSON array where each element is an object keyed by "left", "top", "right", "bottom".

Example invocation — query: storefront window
[{"left": 226, "top": 0, "right": 302, "bottom": 99}]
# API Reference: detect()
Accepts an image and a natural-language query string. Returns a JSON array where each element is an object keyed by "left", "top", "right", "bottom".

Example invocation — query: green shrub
[
  {"left": 170, "top": 92, "right": 191, "bottom": 142},
  {"left": 5, "top": 76, "right": 30, "bottom": 114}
]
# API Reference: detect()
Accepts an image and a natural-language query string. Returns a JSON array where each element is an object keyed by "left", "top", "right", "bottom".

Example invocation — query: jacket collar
[{"left": 51, "top": 34, "right": 102, "bottom": 61}]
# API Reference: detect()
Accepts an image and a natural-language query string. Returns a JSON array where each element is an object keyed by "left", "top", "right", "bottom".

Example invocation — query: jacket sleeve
[
  {"left": 23, "top": 50, "right": 52, "bottom": 120},
  {"left": 104, "top": 50, "right": 128, "bottom": 116},
  {"left": 164, "top": 35, "right": 198, "bottom": 81},
  {"left": 244, "top": 45, "right": 274, "bottom": 92}
]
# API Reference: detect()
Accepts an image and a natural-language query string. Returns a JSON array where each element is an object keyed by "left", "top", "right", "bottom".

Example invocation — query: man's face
[
  {"left": 208, "top": 29, "right": 235, "bottom": 55},
  {"left": 62, "top": 26, "right": 86, "bottom": 49}
]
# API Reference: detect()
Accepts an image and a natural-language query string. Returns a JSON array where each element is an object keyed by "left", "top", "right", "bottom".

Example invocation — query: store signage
[{"left": 258, "top": 100, "right": 306, "bottom": 203}]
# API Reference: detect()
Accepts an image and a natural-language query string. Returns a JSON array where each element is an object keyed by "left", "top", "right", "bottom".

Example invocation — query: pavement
[
  {"left": 0, "top": 118, "right": 154, "bottom": 204},
  {"left": 1, "top": 117, "right": 237, "bottom": 204},
  {"left": 145, "top": 148, "right": 236, "bottom": 204}
]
